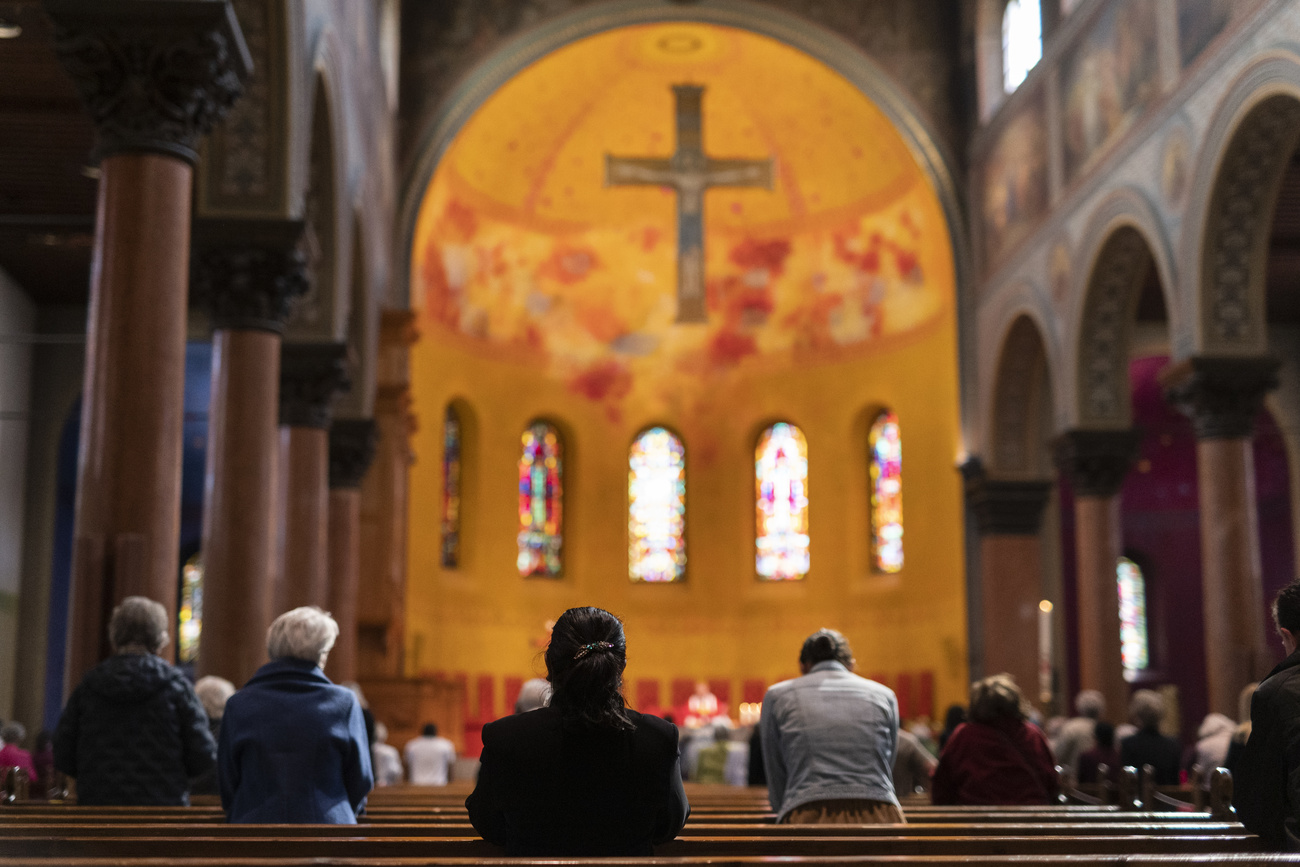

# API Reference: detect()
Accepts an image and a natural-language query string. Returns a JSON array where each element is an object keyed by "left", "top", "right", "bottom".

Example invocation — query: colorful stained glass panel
[
  {"left": 1117, "top": 557, "right": 1149, "bottom": 671},
  {"left": 442, "top": 405, "right": 462, "bottom": 568},
  {"left": 870, "top": 411, "right": 903, "bottom": 573},
  {"left": 755, "top": 422, "right": 809, "bottom": 581},
  {"left": 178, "top": 554, "right": 202, "bottom": 665},
  {"left": 629, "top": 427, "right": 686, "bottom": 583},
  {"left": 518, "top": 421, "right": 563, "bottom": 577}
]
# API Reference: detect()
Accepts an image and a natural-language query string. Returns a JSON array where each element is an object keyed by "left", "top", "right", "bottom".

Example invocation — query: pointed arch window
[
  {"left": 518, "top": 421, "right": 563, "bottom": 578},
  {"left": 755, "top": 422, "right": 809, "bottom": 581},
  {"left": 178, "top": 553, "right": 203, "bottom": 665},
  {"left": 629, "top": 427, "right": 687, "bottom": 583},
  {"left": 869, "top": 410, "right": 903, "bottom": 573},
  {"left": 441, "top": 405, "right": 463, "bottom": 568},
  {"left": 1117, "top": 556, "right": 1150, "bottom": 672},
  {"left": 1002, "top": 0, "right": 1042, "bottom": 92}
]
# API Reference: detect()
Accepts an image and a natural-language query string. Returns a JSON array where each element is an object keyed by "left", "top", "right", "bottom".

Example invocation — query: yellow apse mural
[{"left": 411, "top": 22, "right": 953, "bottom": 419}]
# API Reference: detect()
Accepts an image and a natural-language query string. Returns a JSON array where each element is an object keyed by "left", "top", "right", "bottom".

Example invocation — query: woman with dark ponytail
[{"left": 466, "top": 607, "right": 689, "bottom": 854}]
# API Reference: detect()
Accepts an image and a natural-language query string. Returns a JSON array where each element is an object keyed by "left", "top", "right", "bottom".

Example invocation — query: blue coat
[{"left": 218, "top": 658, "right": 373, "bottom": 823}]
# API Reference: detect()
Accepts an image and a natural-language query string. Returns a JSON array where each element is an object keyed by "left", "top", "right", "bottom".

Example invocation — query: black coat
[
  {"left": 54, "top": 653, "right": 215, "bottom": 805},
  {"left": 1119, "top": 728, "right": 1181, "bottom": 785},
  {"left": 1236, "top": 649, "right": 1300, "bottom": 849},
  {"left": 466, "top": 705, "right": 689, "bottom": 855}
]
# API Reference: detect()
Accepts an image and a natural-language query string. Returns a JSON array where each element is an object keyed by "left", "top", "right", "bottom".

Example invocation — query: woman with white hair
[
  {"left": 53, "top": 596, "right": 215, "bottom": 805},
  {"left": 190, "top": 676, "right": 235, "bottom": 796},
  {"left": 217, "top": 607, "right": 373, "bottom": 823}
]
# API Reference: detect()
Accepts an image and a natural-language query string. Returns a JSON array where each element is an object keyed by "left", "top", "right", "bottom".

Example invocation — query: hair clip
[{"left": 573, "top": 641, "right": 614, "bottom": 660}]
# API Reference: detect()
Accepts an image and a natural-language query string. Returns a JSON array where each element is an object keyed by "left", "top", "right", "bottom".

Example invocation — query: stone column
[
  {"left": 327, "top": 420, "right": 377, "bottom": 684},
  {"left": 965, "top": 466, "right": 1053, "bottom": 700},
  {"left": 278, "top": 343, "right": 350, "bottom": 614},
  {"left": 1054, "top": 429, "right": 1142, "bottom": 719},
  {"left": 358, "top": 312, "right": 418, "bottom": 679},
  {"left": 46, "top": 0, "right": 250, "bottom": 680},
  {"left": 1162, "top": 356, "right": 1280, "bottom": 716},
  {"left": 190, "top": 221, "right": 309, "bottom": 686}
]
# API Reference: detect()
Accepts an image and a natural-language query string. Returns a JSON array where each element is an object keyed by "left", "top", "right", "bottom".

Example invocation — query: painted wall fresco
[
  {"left": 1177, "top": 0, "right": 1254, "bottom": 69},
  {"left": 981, "top": 86, "right": 1049, "bottom": 267},
  {"left": 411, "top": 23, "right": 953, "bottom": 421},
  {"left": 1061, "top": 2, "right": 1161, "bottom": 182}
]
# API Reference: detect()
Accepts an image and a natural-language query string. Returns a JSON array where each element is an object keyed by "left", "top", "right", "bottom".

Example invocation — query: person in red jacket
[{"left": 932, "top": 674, "right": 1059, "bottom": 805}]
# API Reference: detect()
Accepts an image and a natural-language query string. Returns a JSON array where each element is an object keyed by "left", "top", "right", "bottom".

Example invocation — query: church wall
[
  {"left": 0, "top": 268, "right": 35, "bottom": 721},
  {"left": 10, "top": 306, "right": 83, "bottom": 733},
  {"left": 405, "top": 305, "right": 968, "bottom": 730}
]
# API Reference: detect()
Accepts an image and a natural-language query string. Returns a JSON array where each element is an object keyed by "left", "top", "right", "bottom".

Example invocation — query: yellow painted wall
[{"left": 404, "top": 22, "right": 968, "bottom": 722}]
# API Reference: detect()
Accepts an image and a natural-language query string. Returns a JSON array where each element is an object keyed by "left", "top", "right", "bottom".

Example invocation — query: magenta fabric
[{"left": 931, "top": 719, "right": 1059, "bottom": 805}]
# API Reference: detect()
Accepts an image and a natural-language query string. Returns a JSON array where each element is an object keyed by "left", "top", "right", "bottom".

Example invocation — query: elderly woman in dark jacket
[
  {"left": 218, "top": 606, "right": 373, "bottom": 823},
  {"left": 467, "top": 606, "right": 689, "bottom": 855},
  {"left": 54, "top": 596, "right": 216, "bottom": 805}
]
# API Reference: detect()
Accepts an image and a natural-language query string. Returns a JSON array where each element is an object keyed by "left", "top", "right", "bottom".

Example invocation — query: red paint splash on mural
[
  {"left": 707, "top": 330, "right": 758, "bottom": 366},
  {"left": 440, "top": 199, "right": 478, "bottom": 242},
  {"left": 421, "top": 239, "right": 456, "bottom": 324},
  {"left": 729, "top": 237, "right": 792, "bottom": 276},
  {"left": 569, "top": 359, "right": 633, "bottom": 402}
]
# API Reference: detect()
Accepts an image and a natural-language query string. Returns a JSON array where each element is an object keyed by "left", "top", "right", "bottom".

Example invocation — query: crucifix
[{"left": 605, "top": 84, "right": 774, "bottom": 324}]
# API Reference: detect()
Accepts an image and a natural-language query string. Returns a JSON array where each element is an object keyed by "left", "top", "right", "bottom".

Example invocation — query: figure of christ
[{"left": 605, "top": 84, "right": 775, "bottom": 324}]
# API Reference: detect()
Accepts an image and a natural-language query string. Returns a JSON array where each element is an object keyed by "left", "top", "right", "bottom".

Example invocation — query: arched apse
[
  {"left": 395, "top": 1, "right": 971, "bottom": 409},
  {"left": 1073, "top": 222, "right": 1171, "bottom": 429},
  {"left": 990, "top": 314, "right": 1055, "bottom": 477},
  {"left": 1188, "top": 58, "right": 1300, "bottom": 354}
]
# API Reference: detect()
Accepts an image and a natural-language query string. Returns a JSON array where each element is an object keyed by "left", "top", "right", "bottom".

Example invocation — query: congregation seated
[
  {"left": 466, "top": 606, "right": 689, "bottom": 855},
  {"left": 190, "top": 676, "right": 234, "bottom": 796},
  {"left": 893, "top": 727, "right": 937, "bottom": 795},
  {"left": 372, "top": 722, "right": 403, "bottom": 786},
  {"left": 1119, "top": 689, "right": 1180, "bottom": 785},
  {"left": 1052, "top": 689, "right": 1106, "bottom": 779},
  {"left": 218, "top": 606, "right": 373, "bottom": 824},
  {"left": 931, "top": 673, "right": 1058, "bottom": 805},
  {"left": 53, "top": 596, "right": 215, "bottom": 806}
]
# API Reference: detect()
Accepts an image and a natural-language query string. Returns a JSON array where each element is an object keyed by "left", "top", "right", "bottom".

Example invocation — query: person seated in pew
[
  {"left": 1076, "top": 720, "right": 1121, "bottom": 786},
  {"left": 1119, "top": 689, "right": 1180, "bottom": 786},
  {"left": 760, "top": 629, "right": 904, "bottom": 823},
  {"left": 218, "top": 607, "right": 373, "bottom": 823},
  {"left": 931, "top": 674, "right": 1058, "bottom": 805},
  {"left": 0, "top": 721, "right": 37, "bottom": 786},
  {"left": 893, "top": 727, "right": 937, "bottom": 795},
  {"left": 54, "top": 596, "right": 215, "bottom": 806},
  {"left": 404, "top": 722, "right": 455, "bottom": 786},
  {"left": 372, "top": 722, "right": 404, "bottom": 787},
  {"left": 466, "top": 606, "right": 689, "bottom": 855},
  {"left": 1236, "top": 579, "right": 1300, "bottom": 849},
  {"left": 190, "top": 676, "right": 235, "bottom": 796},
  {"left": 1052, "top": 689, "right": 1106, "bottom": 779}
]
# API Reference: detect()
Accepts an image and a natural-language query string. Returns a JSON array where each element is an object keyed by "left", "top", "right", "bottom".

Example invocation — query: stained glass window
[
  {"left": 755, "top": 422, "right": 809, "bottom": 581},
  {"left": 1002, "top": 0, "right": 1042, "bottom": 92},
  {"left": 870, "top": 411, "right": 903, "bottom": 573},
  {"left": 518, "top": 421, "right": 563, "bottom": 577},
  {"left": 178, "top": 553, "right": 203, "bottom": 665},
  {"left": 629, "top": 427, "right": 686, "bottom": 583},
  {"left": 442, "top": 405, "right": 462, "bottom": 568},
  {"left": 1117, "top": 557, "right": 1149, "bottom": 672}
]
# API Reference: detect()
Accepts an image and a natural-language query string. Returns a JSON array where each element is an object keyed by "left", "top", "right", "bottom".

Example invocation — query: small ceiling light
[{"left": 0, "top": 21, "right": 21, "bottom": 39}]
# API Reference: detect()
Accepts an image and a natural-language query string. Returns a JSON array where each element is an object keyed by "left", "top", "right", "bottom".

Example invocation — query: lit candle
[{"left": 1038, "top": 600, "right": 1053, "bottom": 705}]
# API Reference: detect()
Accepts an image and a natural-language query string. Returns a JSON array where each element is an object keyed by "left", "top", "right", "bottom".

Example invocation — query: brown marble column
[
  {"left": 190, "top": 222, "right": 309, "bottom": 685},
  {"left": 358, "top": 312, "right": 418, "bottom": 679},
  {"left": 1054, "top": 429, "right": 1141, "bottom": 720},
  {"left": 277, "top": 343, "right": 350, "bottom": 614},
  {"left": 1162, "top": 356, "right": 1280, "bottom": 716},
  {"left": 965, "top": 466, "right": 1053, "bottom": 701},
  {"left": 326, "top": 420, "right": 377, "bottom": 684},
  {"left": 46, "top": 0, "right": 250, "bottom": 680}
]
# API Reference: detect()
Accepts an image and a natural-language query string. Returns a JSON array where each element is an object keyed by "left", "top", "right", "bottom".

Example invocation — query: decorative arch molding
[
  {"left": 1184, "top": 51, "right": 1300, "bottom": 355},
  {"left": 988, "top": 311, "right": 1057, "bottom": 476},
  {"left": 394, "top": 0, "right": 969, "bottom": 321},
  {"left": 1071, "top": 191, "right": 1175, "bottom": 428}
]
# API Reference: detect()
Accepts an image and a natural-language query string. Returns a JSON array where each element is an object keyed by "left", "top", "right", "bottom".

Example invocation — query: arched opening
[
  {"left": 991, "top": 315, "right": 1054, "bottom": 477},
  {"left": 295, "top": 78, "right": 340, "bottom": 340}
]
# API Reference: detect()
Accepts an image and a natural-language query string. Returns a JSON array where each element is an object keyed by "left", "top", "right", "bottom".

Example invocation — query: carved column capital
[
  {"left": 191, "top": 219, "right": 311, "bottom": 334},
  {"left": 961, "top": 459, "right": 1053, "bottom": 536},
  {"left": 44, "top": 0, "right": 252, "bottom": 165},
  {"left": 329, "top": 419, "right": 378, "bottom": 489},
  {"left": 280, "top": 342, "right": 350, "bottom": 429},
  {"left": 1052, "top": 429, "right": 1142, "bottom": 498},
  {"left": 1159, "top": 356, "right": 1280, "bottom": 440}
]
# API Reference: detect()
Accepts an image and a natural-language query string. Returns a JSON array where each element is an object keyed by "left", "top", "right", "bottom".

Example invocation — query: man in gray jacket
[{"left": 760, "top": 629, "right": 902, "bottom": 823}]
